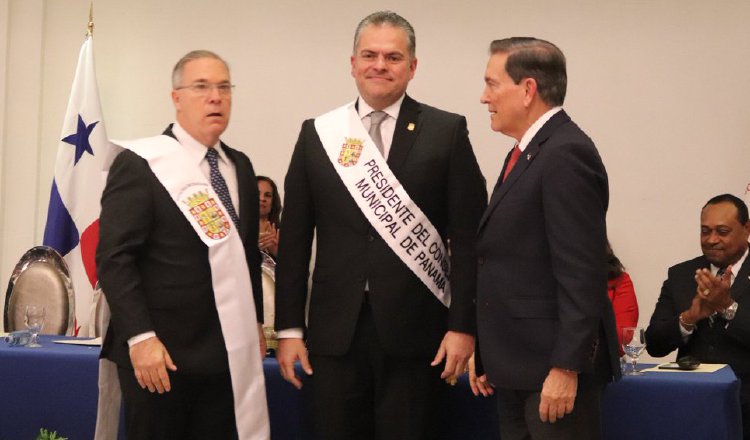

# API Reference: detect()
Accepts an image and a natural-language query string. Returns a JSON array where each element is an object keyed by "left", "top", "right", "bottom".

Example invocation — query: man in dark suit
[
  {"left": 274, "top": 11, "right": 486, "bottom": 440},
  {"left": 646, "top": 194, "right": 750, "bottom": 438},
  {"left": 96, "top": 50, "right": 268, "bottom": 439},
  {"left": 474, "top": 37, "right": 619, "bottom": 440}
]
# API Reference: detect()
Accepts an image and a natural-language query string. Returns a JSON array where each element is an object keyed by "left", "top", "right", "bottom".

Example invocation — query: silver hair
[{"left": 171, "top": 50, "right": 229, "bottom": 88}]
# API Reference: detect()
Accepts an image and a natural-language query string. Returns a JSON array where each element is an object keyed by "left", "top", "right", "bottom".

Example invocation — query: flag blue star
[{"left": 62, "top": 114, "right": 99, "bottom": 165}]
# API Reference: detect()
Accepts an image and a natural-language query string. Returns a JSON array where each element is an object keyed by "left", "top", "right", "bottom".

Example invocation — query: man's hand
[
  {"left": 468, "top": 353, "right": 494, "bottom": 397},
  {"left": 258, "top": 324, "right": 267, "bottom": 359},
  {"left": 682, "top": 294, "right": 715, "bottom": 326},
  {"left": 695, "top": 267, "right": 734, "bottom": 311},
  {"left": 539, "top": 367, "right": 578, "bottom": 423},
  {"left": 430, "top": 331, "right": 474, "bottom": 384},
  {"left": 277, "top": 338, "right": 313, "bottom": 390},
  {"left": 129, "top": 336, "right": 177, "bottom": 394}
]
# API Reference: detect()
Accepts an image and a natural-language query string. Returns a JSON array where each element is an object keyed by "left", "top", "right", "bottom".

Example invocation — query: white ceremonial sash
[
  {"left": 315, "top": 102, "right": 451, "bottom": 307},
  {"left": 116, "top": 135, "right": 269, "bottom": 439}
]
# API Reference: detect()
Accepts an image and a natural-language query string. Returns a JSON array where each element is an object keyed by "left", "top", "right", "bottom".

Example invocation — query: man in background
[
  {"left": 275, "top": 10, "right": 486, "bottom": 439},
  {"left": 474, "top": 37, "right": 620, "bottom": 440},
  {"left": 97, "top": 50, "right": 268, "bottom": 439},
  {"left": 646, "top": 194, "right": 750, "bottom": 438}
]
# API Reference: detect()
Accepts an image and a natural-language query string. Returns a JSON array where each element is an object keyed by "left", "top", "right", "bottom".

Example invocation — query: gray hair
[
  {"left": 490, "top": 37, "right": 567, "bottom": 106},
  {"left": 353, "top": 11, "right": 416, "bottom": 58},
  {"left": 171, "top": 50, "right": 229, "bottom": 88}
]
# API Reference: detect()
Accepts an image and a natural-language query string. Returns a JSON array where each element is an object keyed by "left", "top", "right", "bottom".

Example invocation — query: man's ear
[
  {"left": 171, "top": 89, "right": 180, "bottom": 110},
  {"left": 522, "top": 77, "right": 538, "bottom": 107}
]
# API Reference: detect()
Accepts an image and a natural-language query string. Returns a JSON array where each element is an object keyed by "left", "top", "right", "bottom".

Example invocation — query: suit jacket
[
  {"left": 275, "top": 95, "right": 487, "bottom": 358},
  {"left": 646, "top": 254, "right": 750, "bottom": 382},
  {"left": 475, "top": 110, "right": 619, "bottom": 390},
  {"left": 96, "top": 125, "right": 263, "bottom": 374}
]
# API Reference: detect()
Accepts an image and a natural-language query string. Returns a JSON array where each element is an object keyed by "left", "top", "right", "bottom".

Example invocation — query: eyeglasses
[{"left": 175, "top": 82, "right": 235, "bottom": 96}]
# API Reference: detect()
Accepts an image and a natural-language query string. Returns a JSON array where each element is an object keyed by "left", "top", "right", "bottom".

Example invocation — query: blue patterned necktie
[{"left": 205, "top": 148, "right": 240, "bottom": 229}]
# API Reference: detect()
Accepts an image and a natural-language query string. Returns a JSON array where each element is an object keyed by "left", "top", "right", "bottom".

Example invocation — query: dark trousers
[
  {"left": 309, "top": 302, "right": 444, "bottom": 440},
  {"left": 117, "top": 365, "right": 238, "bottom": 440},
  {"left": 495, "top": 373, "right": 605, "bottom": 440}
]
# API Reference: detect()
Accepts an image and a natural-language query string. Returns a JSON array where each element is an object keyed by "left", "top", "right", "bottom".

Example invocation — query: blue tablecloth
[
  {"left": 266, "top": 362, "right": 743, "bottom": 440},
  {"left": 0, "top": 339, "right": 742, "bottom": 440},
  {"left": 602, "top": 364, "right": 743, "bottom": 440},
  {"left": 0, "top": 335, "right": 101, "bottom": 440}
]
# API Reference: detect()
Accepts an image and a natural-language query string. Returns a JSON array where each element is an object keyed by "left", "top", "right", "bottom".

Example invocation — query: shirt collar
[
  {"left": 171, "top": 121, "right": 228, "bottom": 164},
  {"left": 711, "top": 245, "right": 749, "bottom": 282},
  {"left": 357, "top": 94, "right": 405, "bottom": 121},
  {"left": 517, "top": 106, "right": 563, "bottom": 152}
]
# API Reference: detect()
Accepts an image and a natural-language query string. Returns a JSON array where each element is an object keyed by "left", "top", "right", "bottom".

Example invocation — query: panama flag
[{"left": 42, "top": 35, "right": 118, "bottom": 336}]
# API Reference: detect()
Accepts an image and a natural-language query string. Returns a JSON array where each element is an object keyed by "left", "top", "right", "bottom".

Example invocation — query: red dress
[{"left": 608, "top": 272, "right": 639, "bottom": 356}]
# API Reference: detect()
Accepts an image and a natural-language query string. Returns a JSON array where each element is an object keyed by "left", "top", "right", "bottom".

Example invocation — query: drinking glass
[
  {"left": 24, "top": 305, "right": 45, "bottom": 348},
  {"left": 622, "top": 326, "right": 647, "bottom": 375}
]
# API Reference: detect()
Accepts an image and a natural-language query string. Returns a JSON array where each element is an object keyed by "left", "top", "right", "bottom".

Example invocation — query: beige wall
[{"left": 3, "top": 0, "right": 750, "bottom": 362}]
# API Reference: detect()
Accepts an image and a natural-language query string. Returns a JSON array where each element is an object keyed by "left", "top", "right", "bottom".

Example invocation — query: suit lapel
[
  {"left": 162, "top": 124, "right": 176, "bottom": 139},
  {"left": 731, "top": 250, "right": 750, "bottom": 301},
  {"left": 477, "top": 110, "right": 571, "bottom": 234},
  {"left": 386, "top": 95, "right": 421, "bottom": 175}
]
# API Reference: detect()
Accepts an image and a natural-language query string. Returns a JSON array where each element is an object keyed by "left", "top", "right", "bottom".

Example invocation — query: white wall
[{"left": 3, "top": 0, "right": 750, "bottom": 363}]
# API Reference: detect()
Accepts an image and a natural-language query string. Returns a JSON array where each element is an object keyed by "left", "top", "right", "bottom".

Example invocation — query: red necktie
[{"left": 502, "top": 145, "right": 522, "bottom": 182}]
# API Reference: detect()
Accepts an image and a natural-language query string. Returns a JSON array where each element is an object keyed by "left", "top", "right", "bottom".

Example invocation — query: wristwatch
[{"left": 721, "top": 301, "right": 739, "bottom": 321}]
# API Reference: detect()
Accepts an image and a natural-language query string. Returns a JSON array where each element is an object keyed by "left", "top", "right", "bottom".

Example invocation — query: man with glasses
[{"left": 97, "top": 50, "right": 269, "bottom": 439}]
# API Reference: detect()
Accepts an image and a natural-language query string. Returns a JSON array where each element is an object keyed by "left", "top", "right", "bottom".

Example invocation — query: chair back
[
  {"left": 3, "top": 246, "right": 75, "bottom": 335},
  {"left": 90, "top": 281, "right": 107, "bottom": 337},
  {"left": 260, "top": 252, "right": 277, "bottom": 350}
]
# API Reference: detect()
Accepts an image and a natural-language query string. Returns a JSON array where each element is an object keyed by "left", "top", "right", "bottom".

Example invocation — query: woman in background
[
  {"left": 258, "top": 175, "right": 281, "bottom": 257},
  {"left": 257, "top": 175, "right": 282, "bottom": 354},
  {"left": 607, "top": 241, "right": 639, "bottom": 356}
]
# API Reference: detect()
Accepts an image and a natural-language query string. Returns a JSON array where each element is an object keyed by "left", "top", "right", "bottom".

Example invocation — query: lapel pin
[
  {"left": 407, "top": 122, "right": 415, "bottom": 131},
  {"left": 527, "top": 154, "right": 532, "bottom": 160}
]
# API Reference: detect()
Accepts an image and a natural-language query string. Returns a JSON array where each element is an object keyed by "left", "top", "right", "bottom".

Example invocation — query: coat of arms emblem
[
  {"left": 338, "top": 137, "right": 364, "bottom": 167},
  {"left": 185, "top": 190, "right": 231, "bottom": 239}
]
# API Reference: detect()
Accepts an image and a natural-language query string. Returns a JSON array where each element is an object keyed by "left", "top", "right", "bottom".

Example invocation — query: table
[
  {"left": 602, "top": 364, "right": 743, "bottom": 440},
  {"left": 266, "top": 363, "right": 743, "bottom": 440},
  {"left": 0, "top": 335, "right": 102, "bottom": 440},
  {"left": 1, "top": 340, "right": 742, "bottom": 440}
]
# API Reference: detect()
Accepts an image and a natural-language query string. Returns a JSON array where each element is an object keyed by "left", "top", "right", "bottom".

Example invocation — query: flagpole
[{"left": 87, "top": 2, "right": 93, "bottom": 37}]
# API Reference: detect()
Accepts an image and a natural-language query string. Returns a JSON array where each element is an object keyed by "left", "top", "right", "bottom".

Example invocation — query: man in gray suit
[
  {"left": 474, "top": 37, "right": 619, "bottom": 440},
  {"left": 275, "top": 10, "right": 486, "bottom": 440}
]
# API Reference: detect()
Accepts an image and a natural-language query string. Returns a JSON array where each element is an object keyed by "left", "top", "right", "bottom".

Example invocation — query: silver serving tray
[{"left": 3, "top": 246, "right": 75, "bottom": 335}]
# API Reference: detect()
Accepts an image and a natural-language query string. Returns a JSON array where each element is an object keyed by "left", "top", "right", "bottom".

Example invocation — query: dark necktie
[
  {"left": 369, "top": 111, "right": 387, "bottom": 157},
  {"left": 205, "top": 148, "right": 240, "bottom": 229},
  {"left": 502, "top": 144, "right": 522, "bottom": 182}
]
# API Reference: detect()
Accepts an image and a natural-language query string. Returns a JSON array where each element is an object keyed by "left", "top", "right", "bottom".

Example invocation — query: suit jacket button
[
  {"left": 478, "top": 256, "right": 485, "bottom": 265},
  {"left": 367, "top": 235, "right": 375, "bottom": 242}
]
